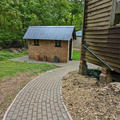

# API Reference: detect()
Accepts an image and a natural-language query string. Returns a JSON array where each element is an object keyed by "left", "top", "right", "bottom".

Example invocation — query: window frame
[
  {"left": 34, "top": 39, "right": 39, "bottom": 46},
  {"left": 110, "top": 0, "right": 120, "bottom": 27},
  {"left": 55, "top": 40, "right": 61, "bottom": 47}
]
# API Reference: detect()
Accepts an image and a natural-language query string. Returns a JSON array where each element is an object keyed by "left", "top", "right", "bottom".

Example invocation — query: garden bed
[{"left": 62, "top": 71, "right": 120, "bottom": 120}]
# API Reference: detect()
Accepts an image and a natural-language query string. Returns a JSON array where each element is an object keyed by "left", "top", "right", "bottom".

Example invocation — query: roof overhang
[{"left": 23, "top": 26, "right": 76, "bottom": 41}]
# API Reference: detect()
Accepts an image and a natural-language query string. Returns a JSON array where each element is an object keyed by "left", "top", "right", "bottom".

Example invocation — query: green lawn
[
  {"left": 73, "top": 50, "right": 81, "bottom": 61},
  {"left": 0, "top": 50, "right": 57, "bottom": 80},
  {"left": 0, "top": 49, "right": 80, "bottom": 80},
  {"left": 0, "top": 50, "right": 57, "bottom": 116},
  {"left": 0, "top": 61, "right": 56, "bottom": 79},
  {"left": 0, "top": 50, "right": 28, "bottom": 61}
]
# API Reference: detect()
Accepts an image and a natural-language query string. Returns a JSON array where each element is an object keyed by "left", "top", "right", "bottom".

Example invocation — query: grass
[
  {"left": 0, "top": 49, "right": 57, "bottom": 118},
  {"left": 73, "top": 50, "right": 81, "bottom": 61},
  {"left": 0, "top": 50, "right": 28, "bottom": 61},
  {"left": 0, "top": 50, "right": 57, "bottom": 81},
  {"left": 0, "top": 49, "right": 81, "bottom": 80},
  {"left": 0, "top": 61, "right": 56, "bottom": 79},
  {"left": 0, "top": 49, "right": 81, "bottom": 61}
]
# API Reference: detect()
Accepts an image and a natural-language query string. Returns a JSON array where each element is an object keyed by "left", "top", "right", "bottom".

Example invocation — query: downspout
[{"left": 83, "top": 44, "right": 114, "bottom": 71}]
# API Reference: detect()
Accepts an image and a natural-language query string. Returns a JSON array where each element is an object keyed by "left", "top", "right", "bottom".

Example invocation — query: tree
[{"left": 0, "top": 0, "right": 83, "bottom": 48}]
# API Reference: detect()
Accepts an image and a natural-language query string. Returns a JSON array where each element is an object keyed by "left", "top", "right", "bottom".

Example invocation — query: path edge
[
  {"left": 2, "top": 75, "right": 41, "bottom": 120},
  {"left": 3, "top": 69, "right": 73, "bottom": 120},
  {"left": 60, "top": 77, "right": 73, "bottom": 120}
]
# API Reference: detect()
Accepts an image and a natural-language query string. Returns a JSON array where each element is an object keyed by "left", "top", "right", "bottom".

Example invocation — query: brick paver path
[{"left": 3, "top": 61, "right": 79, "bottom": 120}]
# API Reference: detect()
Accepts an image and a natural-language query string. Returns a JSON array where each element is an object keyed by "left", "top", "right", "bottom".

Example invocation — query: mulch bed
[{"left": 62, "top": 71, "right": 120, "bottom": 120}]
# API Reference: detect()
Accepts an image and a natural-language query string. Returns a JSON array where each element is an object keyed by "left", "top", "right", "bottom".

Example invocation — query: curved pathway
[{"left": 3, "top": 61, "right": 79, "bottom": 120}]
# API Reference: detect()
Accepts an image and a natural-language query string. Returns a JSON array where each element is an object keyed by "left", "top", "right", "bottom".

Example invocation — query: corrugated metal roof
[
  {"left": 76, "top": 30, "right": 82, "bottom": 37},
  {"left": 23, "top": 26, "right": 75, "bottom": 41}
]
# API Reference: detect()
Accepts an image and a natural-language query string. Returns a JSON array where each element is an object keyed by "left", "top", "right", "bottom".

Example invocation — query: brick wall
[{"left": 28, "top": 40, "right": 69, "bottom": 63}]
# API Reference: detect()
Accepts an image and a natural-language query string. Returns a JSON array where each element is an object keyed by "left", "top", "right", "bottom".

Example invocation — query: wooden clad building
[{"left": 80, "top": 0, "right": 120, "bottom": 78}]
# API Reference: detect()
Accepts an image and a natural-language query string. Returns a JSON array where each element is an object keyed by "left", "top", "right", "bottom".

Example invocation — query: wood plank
[
  {"left": 87, "top": 0, "right": 112, "bottom": 6},
  {"left": 86, "top": 42, "right": 120, "bottom": 49},
  {"left": 86, "top": 21, "right": 110, "bottom": 27},
  {"left": 85, "top": 26, "right": 109, "bottom": 30},
  {"left": 87, "top": 0, "right": 102, "bottom": 6},
  {"left": 85, "top": 35, "right": 108, "bottom": 39},
  {"left": 85, "top": 38, "right": 120, "bottom": 44},
  {"left": 86, "top": 12, "right": 110, "bottom": 20},
  {"left": 86, "top": 54, "right": 120, "bottom": 66},
  {"left": 87, "top": 2, "right": 111, "bottom": 13},
  {"left": 84, "top": 30, "right": 109, "bottom": 35},
  {"left": 86, "top": 53, "right": 120, "bottom": 68},
  {"left": 87, "top": 6, "right": 112, "bottom": 17},
  {"left": 109, "top": 34, "right": 120, "bottom": 38},
  {"left": 86, "top": 49, "right": 120, "bottom": 58},
  {"left": 86, "top": 56, "right": 120, "bottom": 73},
  {"left": 86, "top": 18, "right": 109, "bottom": 24},
  {"left": 87, "top": 0, "right": 112, "bottom": 10},
  {"left": 85, "top": 29, "right": 109, "bottom": 32}
]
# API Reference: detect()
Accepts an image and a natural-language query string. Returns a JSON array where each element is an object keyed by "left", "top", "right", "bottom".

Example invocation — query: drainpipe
[{"left": 83, "top": 44, "right": 114, "bottom": 71}]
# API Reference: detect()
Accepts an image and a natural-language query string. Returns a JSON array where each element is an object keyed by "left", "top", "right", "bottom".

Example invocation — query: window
[
  {"left": 55, "top": 40, "right": 61, "bottom": 47},
  {"left": 115, "top": 1, "right": 120, "bottom": 25},
  {"left": 111, "top": 0, "right": 120, "bottom": 26},
  {"left": 34, "top": 40, "right": 39, "bottom": 46}
]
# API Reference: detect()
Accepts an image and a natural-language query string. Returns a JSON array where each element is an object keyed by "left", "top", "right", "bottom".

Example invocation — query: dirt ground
[
  {"left": 0, "top": 71, "right": 42, "bottom": 120},
  {"left": 62, "top": 71, "right": 120, "bottom": 120}
]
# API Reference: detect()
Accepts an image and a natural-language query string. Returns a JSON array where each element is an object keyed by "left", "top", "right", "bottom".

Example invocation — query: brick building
[{"left": 23, "top": 26, "right": 76, "bottom": 63}]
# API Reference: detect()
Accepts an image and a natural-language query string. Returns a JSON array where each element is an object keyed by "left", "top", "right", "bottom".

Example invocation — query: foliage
[
  {"left": 0, "top": 0, "right": 83, "bottom": 48},
  {"left": 87, "top": 69, "right": 101, "bottom": 80},
  {"left": 73, "top": 50, "right": 81, "bottom": 61}
]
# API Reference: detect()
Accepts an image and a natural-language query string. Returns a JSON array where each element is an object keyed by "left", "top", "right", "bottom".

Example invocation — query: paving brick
[
  {"left": 38, "top": 114, "right": 42, "bottom": 119},
  {"left": 32, "top": 112, "right": 37, "bottom": 117},
  {"left": 27, "top": 115, "right": 32, "bottom": 120},
  {"left": 22, "top": 112, "right": 27, "bottom": 118},
  {"left": 5, "top": 118, "right": 11, "bottom": 120},
  {"left": 24, "top": 108, "right": 28, "bottom": 113},
  {"left": 18, "top": 111, "right": 23, "bottom": 117},
  {"left": 3, "top": 62, "right": 79, "bottom": 120},
  {"left": 53, "top": 115, "right": 58, "bottom": 120},
  {"left": 28, "top": 110, "right": 32, "bottom": 115},
  {"left": 11, "top": 114, "right": 17, "bottom": 119},
  {"left": 7, "top": 112, "right": 13, "bottom": 117},
  {"left": 43, "top": 116, "right": 48, "bottom": 120},
  {"left": 16, "top": 117, "right": 22, "bottom": 120}
]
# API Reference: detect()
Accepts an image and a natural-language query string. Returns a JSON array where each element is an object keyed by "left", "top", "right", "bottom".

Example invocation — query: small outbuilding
[
  {"left": 73, "top": 30, "right": 82, "bottom": 50},
  {"left": 23, "top": 26, "right": 76, "bottom": 63}
]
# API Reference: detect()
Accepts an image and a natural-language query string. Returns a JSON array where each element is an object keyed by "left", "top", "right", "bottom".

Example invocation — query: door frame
[{"left": 69, "top": 39, "right": 72, "bottom": 61}]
